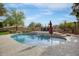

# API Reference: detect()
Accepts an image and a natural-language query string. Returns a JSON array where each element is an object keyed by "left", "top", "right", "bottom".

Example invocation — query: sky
[{"left": 4, "top": 3, "right": 76, "bottom": 27}]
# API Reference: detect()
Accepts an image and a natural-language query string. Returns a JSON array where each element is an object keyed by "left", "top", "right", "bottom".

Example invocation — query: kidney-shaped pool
[{"left": 11, "top": 33, "right": 66, "bottom": 46}]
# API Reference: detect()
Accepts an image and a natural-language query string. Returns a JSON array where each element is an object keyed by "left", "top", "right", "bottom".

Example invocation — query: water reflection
[{"left": 11, "top": 34, "right": 66, "bottom": 45}]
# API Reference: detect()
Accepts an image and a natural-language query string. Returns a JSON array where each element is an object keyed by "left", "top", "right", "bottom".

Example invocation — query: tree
[
  {"left": 3, "top": 14, "right": 14, "bottom": 26},
  {"left": 12, "top": 10, "right": 24, "bottom": 25},
  {"left": 59, "top": 21, "right": 67, "bottom": 31},
  {"left": 35, "top": 23, "right": 42, "bottom": 27},
  {"left": 11, "top": 10, "right": 24, "bottom": 31},
  {"left": 59, "top": 21, "right": 75, "bottom": 33},
  {"left": 0, "top": 3, "right": 6, "bottom": 28},
  {"left": 28, "top": 22, "right": 36, "bottom": 31},
  {"left": 3, "top": 9, "right": 25, "bottom": 32},
  {"left": 0, "top": 3, "right": 6, "bottom": 16},
  {"left": 71, "top": 3, "right": 79, "bottom": 27},
  {"left": 28, "top": 22, "right": 36, "bottom": 28},
  {"left": 27, "top": 22, "right": 42, "bottom": 31}
]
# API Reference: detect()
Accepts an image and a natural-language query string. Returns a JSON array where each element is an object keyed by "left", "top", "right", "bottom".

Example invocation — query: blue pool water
[{"left": 11, "top": 34, "right": 66, "bottom": 46}]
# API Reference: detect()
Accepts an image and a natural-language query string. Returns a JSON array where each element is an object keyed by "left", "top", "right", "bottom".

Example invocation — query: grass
[{"left": 0, "top": 31, "right": 9, "bottom": 35}]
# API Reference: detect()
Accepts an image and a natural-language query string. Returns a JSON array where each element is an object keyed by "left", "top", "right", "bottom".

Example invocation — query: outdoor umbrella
[
  {"left": 49, "top": 21, "right": 53, "bottom": 35},
  {"left": 48, "top": 21, "right": 53, "bottom": 46}
]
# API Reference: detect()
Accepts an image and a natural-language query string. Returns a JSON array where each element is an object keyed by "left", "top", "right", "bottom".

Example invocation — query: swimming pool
[{"left": 11, "top": 33, "right": 66, "bottom": 46}]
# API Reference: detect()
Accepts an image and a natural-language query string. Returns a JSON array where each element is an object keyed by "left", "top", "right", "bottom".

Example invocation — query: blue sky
[{"left": 4, "top": 3, "right": 76, "bottom": 27}]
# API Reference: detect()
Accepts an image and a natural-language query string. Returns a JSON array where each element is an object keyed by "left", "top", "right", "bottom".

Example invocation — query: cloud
[
  {"left": 5, "top": 3, "right": 22, "bottom": 8},
  {"left": 24, "top": 3, "right": 72, "bottom": 11},
  {"left": 5, "top": 3, "right": 72, "bottom": 11}
]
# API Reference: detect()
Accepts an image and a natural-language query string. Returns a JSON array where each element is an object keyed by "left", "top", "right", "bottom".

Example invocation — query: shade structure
[{"left": 49, "top": 21, "right": 53, "bottom": 35}]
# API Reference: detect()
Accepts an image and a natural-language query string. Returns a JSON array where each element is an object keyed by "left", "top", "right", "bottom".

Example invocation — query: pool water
[{"left": 11, "top": 34, "right": 66, "bottom": 46}]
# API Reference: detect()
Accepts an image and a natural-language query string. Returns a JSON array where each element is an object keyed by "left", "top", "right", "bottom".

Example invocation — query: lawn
[{"left": 0, "top": 31, "right": 9, "bottom": 35}]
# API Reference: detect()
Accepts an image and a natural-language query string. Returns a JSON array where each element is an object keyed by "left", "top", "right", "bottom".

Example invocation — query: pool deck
[
  {"left": 0, "top": 34, "right": 46, "bottom": 56},
  {"left": 0, "top": 33, "right": 79, "bottom": 56}
]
